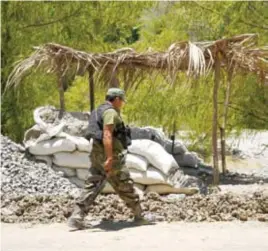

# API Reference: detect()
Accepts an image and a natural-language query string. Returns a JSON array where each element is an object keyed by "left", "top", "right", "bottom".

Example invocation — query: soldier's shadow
[{"left": 70, "top": 220, "right": 155, "bottom": 232}]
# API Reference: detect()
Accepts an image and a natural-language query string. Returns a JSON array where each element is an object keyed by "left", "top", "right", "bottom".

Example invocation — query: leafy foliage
[{"left": 1, "top": 1, "right": 268, "bottom": 152}]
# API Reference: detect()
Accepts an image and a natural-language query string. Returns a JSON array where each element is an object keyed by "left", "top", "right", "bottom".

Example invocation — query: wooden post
[
  {"left": 220, "top": 68, "right": 233, "bottom": 174},
  {"left": 88, "top": 68, "right": 95, "bottom": 112},
  {"left": 57, "top": 75, "right": 65, "bottom": 118},
  {"left": 212, "top": 52, "right": 221, "bottom": 185}
]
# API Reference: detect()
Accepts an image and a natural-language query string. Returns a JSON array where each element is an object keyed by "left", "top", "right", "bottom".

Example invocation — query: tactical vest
[{"left": 85, "top": 102, "right": 131, "bottom": 149}]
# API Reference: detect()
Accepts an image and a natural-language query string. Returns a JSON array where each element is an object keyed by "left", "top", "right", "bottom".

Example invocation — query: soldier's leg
[
  {"left": 68, "top": 166, "right": 106, "bottom": 229},
  {"left": 107, "top": 156, "right": 143, "bottom": 219},
  {"left": 76, "top": 167, "right": 106, "bottom": 212},
  {"left": 68, "top": 148, "right": 106, "bottom": 229}
]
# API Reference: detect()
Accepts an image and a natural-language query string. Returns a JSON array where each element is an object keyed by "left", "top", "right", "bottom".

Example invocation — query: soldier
[{"left": 68, "top": 88, "right": 146, "bottom": 229}]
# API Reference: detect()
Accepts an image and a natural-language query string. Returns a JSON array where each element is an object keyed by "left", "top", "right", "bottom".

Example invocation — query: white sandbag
[
  {"left": 23, "top": 124, "right": 48, "bottom": 148},
  {"left": 53, "top": 151, "right": 91, "bottom": 169},
  {"left": 129, "top": 167, "right": 167, "bottom": 185},
  {"left": 125, "top": 154, "right": 148, "bottom": 172},
  {"left": 52, "top": 165, "right": 76, "bottom": 177},
  {"left": 128, "top": 139, "right": 179, "bottom": 174},
  {"left": 65, "top": 135, "right": 93, "bottom": 153},
  {"left": 76, "top": 168, "right": 89, "bottom": 180},
  {"left": 29, "top": 138, "right": 76, "bottom": 155},
  {"left": 145, "top": 184, "right": 199, "bottom": 195},
  {"left": 35, "top": 155, "right": 53, "bottom": 167},
  {"left": 174, "top": 151, "right": 201, "bottom": 168},
  {"left": 77, "top": 138, "right": 93, "bottom": 152},
  {"left": 131, "top": 127, "right": 187, "bottom": 155}
]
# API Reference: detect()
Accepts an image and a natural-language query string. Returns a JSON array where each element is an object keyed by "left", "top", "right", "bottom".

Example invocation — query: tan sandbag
[
  {"left": 128, "top": 139, "right": 178, "bottom": 175},
  {"left": 53, "top": 151, "right": 91, "bottom": 169},
  {"left": 101, "top": 183, "right": 145, "bottom": 195},
  {"left": 129, "top": 166, "right": 168, "bottom": 185},
  {"left": 145, "top": 184, "right": 199, "bottom": 195},
  {"left": 29, "top": 138, "right": 76, "bottom": 155}
]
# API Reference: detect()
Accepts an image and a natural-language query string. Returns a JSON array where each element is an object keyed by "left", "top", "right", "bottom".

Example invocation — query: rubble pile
[
  {"left": 1, "top": 191, "right": 268, "bottom": 224},
  {"left": 1, "top": 135, "right": 80, "bottom": 197}
]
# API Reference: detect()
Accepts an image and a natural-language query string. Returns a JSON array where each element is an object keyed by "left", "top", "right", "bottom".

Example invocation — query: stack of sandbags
[
  {"left": 130, "top": 127, "right": 202, "bottom": 168},
  {"left": 24, "top": 106, "right": 200, "bottom": 195},
  {"left": 127, "top": 139, "right": 198, "bottom": 195}
]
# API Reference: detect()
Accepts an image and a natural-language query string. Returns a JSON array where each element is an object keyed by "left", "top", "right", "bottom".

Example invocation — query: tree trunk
[
  {"left": 88, "top": 68, "right": 95, "bottom": 112},
  {"left": 212, "top": 53, "right": 221, "bottom": 185},
  {"left": 221, "top": 69, "right": 233, "bottom": 174},
  {"left": 57, "top": 76, "right": 65, "bottom": 118}
]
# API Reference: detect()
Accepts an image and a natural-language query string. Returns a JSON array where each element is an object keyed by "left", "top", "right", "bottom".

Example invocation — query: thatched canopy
[
  {"left": 6, "top": 33, "right": 268, "bottom": 90},
  {"left": 4, "top": 33, "right": 268, "bottom": 185}
]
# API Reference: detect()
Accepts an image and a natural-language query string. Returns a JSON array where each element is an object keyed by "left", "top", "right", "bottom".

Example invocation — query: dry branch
[{"left": 6, "top": 34, "right": 267, "bottom": 92}]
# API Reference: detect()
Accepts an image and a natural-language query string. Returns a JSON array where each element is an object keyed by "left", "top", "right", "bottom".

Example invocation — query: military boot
[
  {"left": 68, "top": 205, "right": 89, "bottom": 230},
  {"left": 132, "top": 204, "right": 152, "bottom": 225}
]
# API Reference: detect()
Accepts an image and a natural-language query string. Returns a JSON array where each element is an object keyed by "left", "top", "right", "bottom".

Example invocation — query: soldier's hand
[{"left": 104, "top": 158, "right": 113, "bottom": 176}]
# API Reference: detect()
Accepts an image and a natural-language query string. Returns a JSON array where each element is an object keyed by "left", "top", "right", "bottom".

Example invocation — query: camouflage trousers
[{"left": 75, "top": 142, "right": 142, "bottom": 216}]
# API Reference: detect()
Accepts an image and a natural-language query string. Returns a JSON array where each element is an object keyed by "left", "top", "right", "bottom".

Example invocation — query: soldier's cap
[{"left": 106, "top": 88, "right": 126, "bottom": 102}]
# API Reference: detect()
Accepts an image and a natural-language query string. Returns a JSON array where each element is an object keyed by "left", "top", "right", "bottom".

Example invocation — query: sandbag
[
  {"left": 164, "top": 139, "right": 187, "bottom": 155},
  {"left": 29, "top": 138, "right": 76, "bottom": 155},
  {"left": 131, "top": 127, "right": 187, "bottom": 155},
  {"left": 129, "top": 167, "right": 167, "bottom": 185},
  {"left": 174, "top": 151, "right": 201, "bottom": 168},
  {"left": 52, "top": 165, "right": 76, "bottom": 177},
  {"left": 76, "top": 168, "right": 89, "bottom": 180},
  {"left": 128, "top": 139, "right": 179, "bottom": 174},
  {"left": 125, "top": 154, "right": 148, "bottom": 172},
  {"left": 53, "top": 151, "right": 91, "bottom": 169},
  {"left": 145, "top": 184, "right": 199, "bottom": 195},
  {"left": 130, "top": 127, "right": 166, "bottom": 146},
  {"left": 101, "top": 183, "right": 145, "bottom": 195},
  {"left": 66, "top": 136, "right": 93, "bottom": 152}
]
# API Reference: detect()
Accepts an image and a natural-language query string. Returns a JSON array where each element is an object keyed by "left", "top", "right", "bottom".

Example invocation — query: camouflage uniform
[{"left": 76, "top": 141, "right": 142, "bottom": 216}]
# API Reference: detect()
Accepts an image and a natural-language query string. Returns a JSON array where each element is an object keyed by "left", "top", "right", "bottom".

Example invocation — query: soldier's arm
[{"left": 103, "top": 124, "right": 114, "bottom": 162}]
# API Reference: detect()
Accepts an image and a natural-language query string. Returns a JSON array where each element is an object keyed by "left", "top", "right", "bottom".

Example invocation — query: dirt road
[{"left": 2, "top": 221, "right": 268, "bottom": 251}]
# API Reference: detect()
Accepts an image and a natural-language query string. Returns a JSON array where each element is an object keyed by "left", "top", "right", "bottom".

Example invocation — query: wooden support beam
[
  {"left": 212, "top": 53, "right": 221, "bottom": 185},
  {"left": 88, "top": 68, "right": 95, "bottom": 112},
  {"left": 220, "top": 68, "right": 234, "bottom": 174},
  {"left": 57, "top": 76, "right": 65, "bottom": 118}
]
